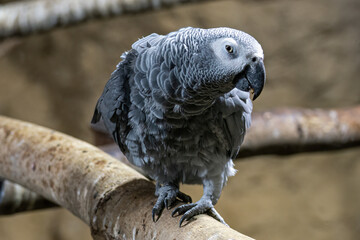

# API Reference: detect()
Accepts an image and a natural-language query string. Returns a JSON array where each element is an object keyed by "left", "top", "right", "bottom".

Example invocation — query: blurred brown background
[{"left": 0, "top": 0, "right": 359, "bottom": 239}]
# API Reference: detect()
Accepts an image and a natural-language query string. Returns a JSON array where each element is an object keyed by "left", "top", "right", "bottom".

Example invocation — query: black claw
[
  {"left": 152, "top": 210, "right": 158, "bottom": 222},
  {"left": 172, "top": 207, "right": 182, "bottom": 217},
  {"left": 164, "top": 199, "right": 169, "bottom": 209},
  {"left": 179, "top": 212, "right": 194, "bottom": 227},
  {"left": 179, "top": 215, "right": 187, "bottom": 227},
  {"left": 152, "top": 206, "right": 163, "bottom": 222},
  {"left": 171, "top": 208, "right": 179, "bottom": 217},
  {"left": 152, "top": 211, "right": 162, "bottom": 222}
]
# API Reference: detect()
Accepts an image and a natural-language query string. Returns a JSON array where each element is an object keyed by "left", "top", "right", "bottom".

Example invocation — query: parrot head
[{"left": 188, "top": 27, "right": 266, "bottom": 101}]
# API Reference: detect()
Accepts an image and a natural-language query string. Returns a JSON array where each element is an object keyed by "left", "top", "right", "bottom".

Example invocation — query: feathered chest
[
  {"left": 122, "top": 90, "right": 246, "bottom": 184},
  {"left": 126, "top": 96, "right": 229, "bottom": 158}
]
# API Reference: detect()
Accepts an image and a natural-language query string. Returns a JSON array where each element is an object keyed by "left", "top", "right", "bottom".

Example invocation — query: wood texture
[{"left": 0, "top": 115, "right": 252, "bottom": 240}]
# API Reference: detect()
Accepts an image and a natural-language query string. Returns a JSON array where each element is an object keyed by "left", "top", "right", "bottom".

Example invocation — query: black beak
[{"left": 234, "top": 60, "right": 266, "bottom": 101}]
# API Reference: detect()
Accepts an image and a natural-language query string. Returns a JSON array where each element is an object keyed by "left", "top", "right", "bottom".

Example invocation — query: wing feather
[{"left": 91, "top": 50, "right": 138, "bottom": 152}]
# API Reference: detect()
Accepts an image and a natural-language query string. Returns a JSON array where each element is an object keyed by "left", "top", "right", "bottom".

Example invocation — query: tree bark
[
  {"left": 239, "top": 106, "right": 360, "bottom": 158},
  {"left": 0, "top": 0, "right": 209, "bottom": 38},
  {"left": 0, "top": 115, "right": 252, "bottom": 240}
]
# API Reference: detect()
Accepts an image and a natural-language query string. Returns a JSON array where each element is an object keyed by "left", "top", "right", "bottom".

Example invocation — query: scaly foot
[
  {"left": 172, "top": 199, "right": 228, "bottom": 227},
  {"left": 152, "top": 184, "right": 192, "bottom": 222}
]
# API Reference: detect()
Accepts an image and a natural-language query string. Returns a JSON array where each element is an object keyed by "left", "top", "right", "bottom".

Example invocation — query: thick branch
[
  {"left": 0, "top": 0, "right": 208, "bottom": 39},
  {"left": 0, "top": 143, "right": 143, "bottom": 215},
  {"left": 0, "top": 116, "right": 252, "bottom": 240}
]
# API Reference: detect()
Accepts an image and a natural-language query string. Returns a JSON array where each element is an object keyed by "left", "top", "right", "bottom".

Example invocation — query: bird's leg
[
  {"left": 172, "top": 175, "right": 228, "bottom": 227},
  {"left": 152, "top": 182, "right": 192, "bottom": 222}
]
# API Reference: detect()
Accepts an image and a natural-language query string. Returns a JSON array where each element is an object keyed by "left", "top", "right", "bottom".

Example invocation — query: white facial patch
[{"left": 211, "top": 38, "right": 239, "bottom": 59}]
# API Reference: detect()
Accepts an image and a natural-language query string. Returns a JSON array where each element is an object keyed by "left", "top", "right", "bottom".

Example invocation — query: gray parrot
[{"left": 92, "top": 27, "right": 265, "bottom": 226}]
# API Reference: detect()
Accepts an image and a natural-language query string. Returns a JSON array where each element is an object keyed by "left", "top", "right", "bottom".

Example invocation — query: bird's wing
[
  {"left": 216, "top": 89, "right": 252, "bottom": 159},
  {"left": 91, "top": 50, "right": 137, "bottom": 152},
  {"left": 92, "top": 32, "right": 168, "bottom": 154}
]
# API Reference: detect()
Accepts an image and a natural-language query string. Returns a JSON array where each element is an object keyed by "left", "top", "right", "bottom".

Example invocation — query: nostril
[{"left": 251, "top": 57, "right": 257, "bottom": 63}]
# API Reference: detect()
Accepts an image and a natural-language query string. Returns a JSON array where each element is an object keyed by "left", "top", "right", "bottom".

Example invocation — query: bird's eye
[{"left": 225, "top": 45, "right": 233, "bottom": 53}]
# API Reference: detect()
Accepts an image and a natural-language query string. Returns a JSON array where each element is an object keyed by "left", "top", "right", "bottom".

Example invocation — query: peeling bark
[{"left": 0, "top": 115, "right": 252, "bottom": 240}]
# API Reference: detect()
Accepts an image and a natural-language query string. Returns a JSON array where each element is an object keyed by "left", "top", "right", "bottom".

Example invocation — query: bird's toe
[
  {"left": 172, "top": 200, "right": 214, "bottom": 227},
  {"left": 171, "top": 200, "right": 228, "bottom": 227},
  {"left": 172, "top": 203, "right": 196, "bottom": 217},
  {"left": 152, "top": 197, "right": 165, "bottom": 222},
  {"left": 207, "top": 207, "right": 229, "bottom": 226},
  {"left": 164, "top": 193, "right": 176, "bottom": 209},
  {"left": 153, "top": 184, "right": 193, "bottom": 221}
]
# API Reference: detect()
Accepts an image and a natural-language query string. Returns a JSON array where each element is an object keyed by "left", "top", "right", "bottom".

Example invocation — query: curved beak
[{"left": 235, "top": 60, "right": 266, "bottom": 101}]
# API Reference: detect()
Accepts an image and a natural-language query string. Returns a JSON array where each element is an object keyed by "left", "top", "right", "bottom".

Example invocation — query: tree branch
[
  {"left": 0, "top": 115, "right": 252, "bottom": 240},
  {"left": 0, "top": 179, "right": 58, "bottom": 214},
  {"left": 0, "top": 0, "right": 209, "bottom": 39},
  {"left": 239, "top": 106, "right": 360, "bottom": 158}
]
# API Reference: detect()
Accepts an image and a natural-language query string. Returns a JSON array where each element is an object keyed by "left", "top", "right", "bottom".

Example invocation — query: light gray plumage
[{"left": 92, "top": 27, "right": 265, "bottom": 226}]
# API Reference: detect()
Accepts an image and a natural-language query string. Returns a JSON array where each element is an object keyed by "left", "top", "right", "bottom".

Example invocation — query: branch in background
[
  {"left": 0, "top": 179, "right": 58, "bottom": 214},
  {"left": 0, "top": 116, "right": 252, "bottom": 240},
  {"left": 239, "top": 106, "right": 360, "bottom": 158},
  {"left": 0, "top": 0, "right": 208, "bottom": 39},
  {"left": 92, "top": 106, "right": 360, "bottom": 158}
]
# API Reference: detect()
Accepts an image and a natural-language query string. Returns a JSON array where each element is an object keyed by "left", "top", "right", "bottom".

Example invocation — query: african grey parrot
[{"left": 92, "top": 27, "right": 265, "bottom": 226}]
